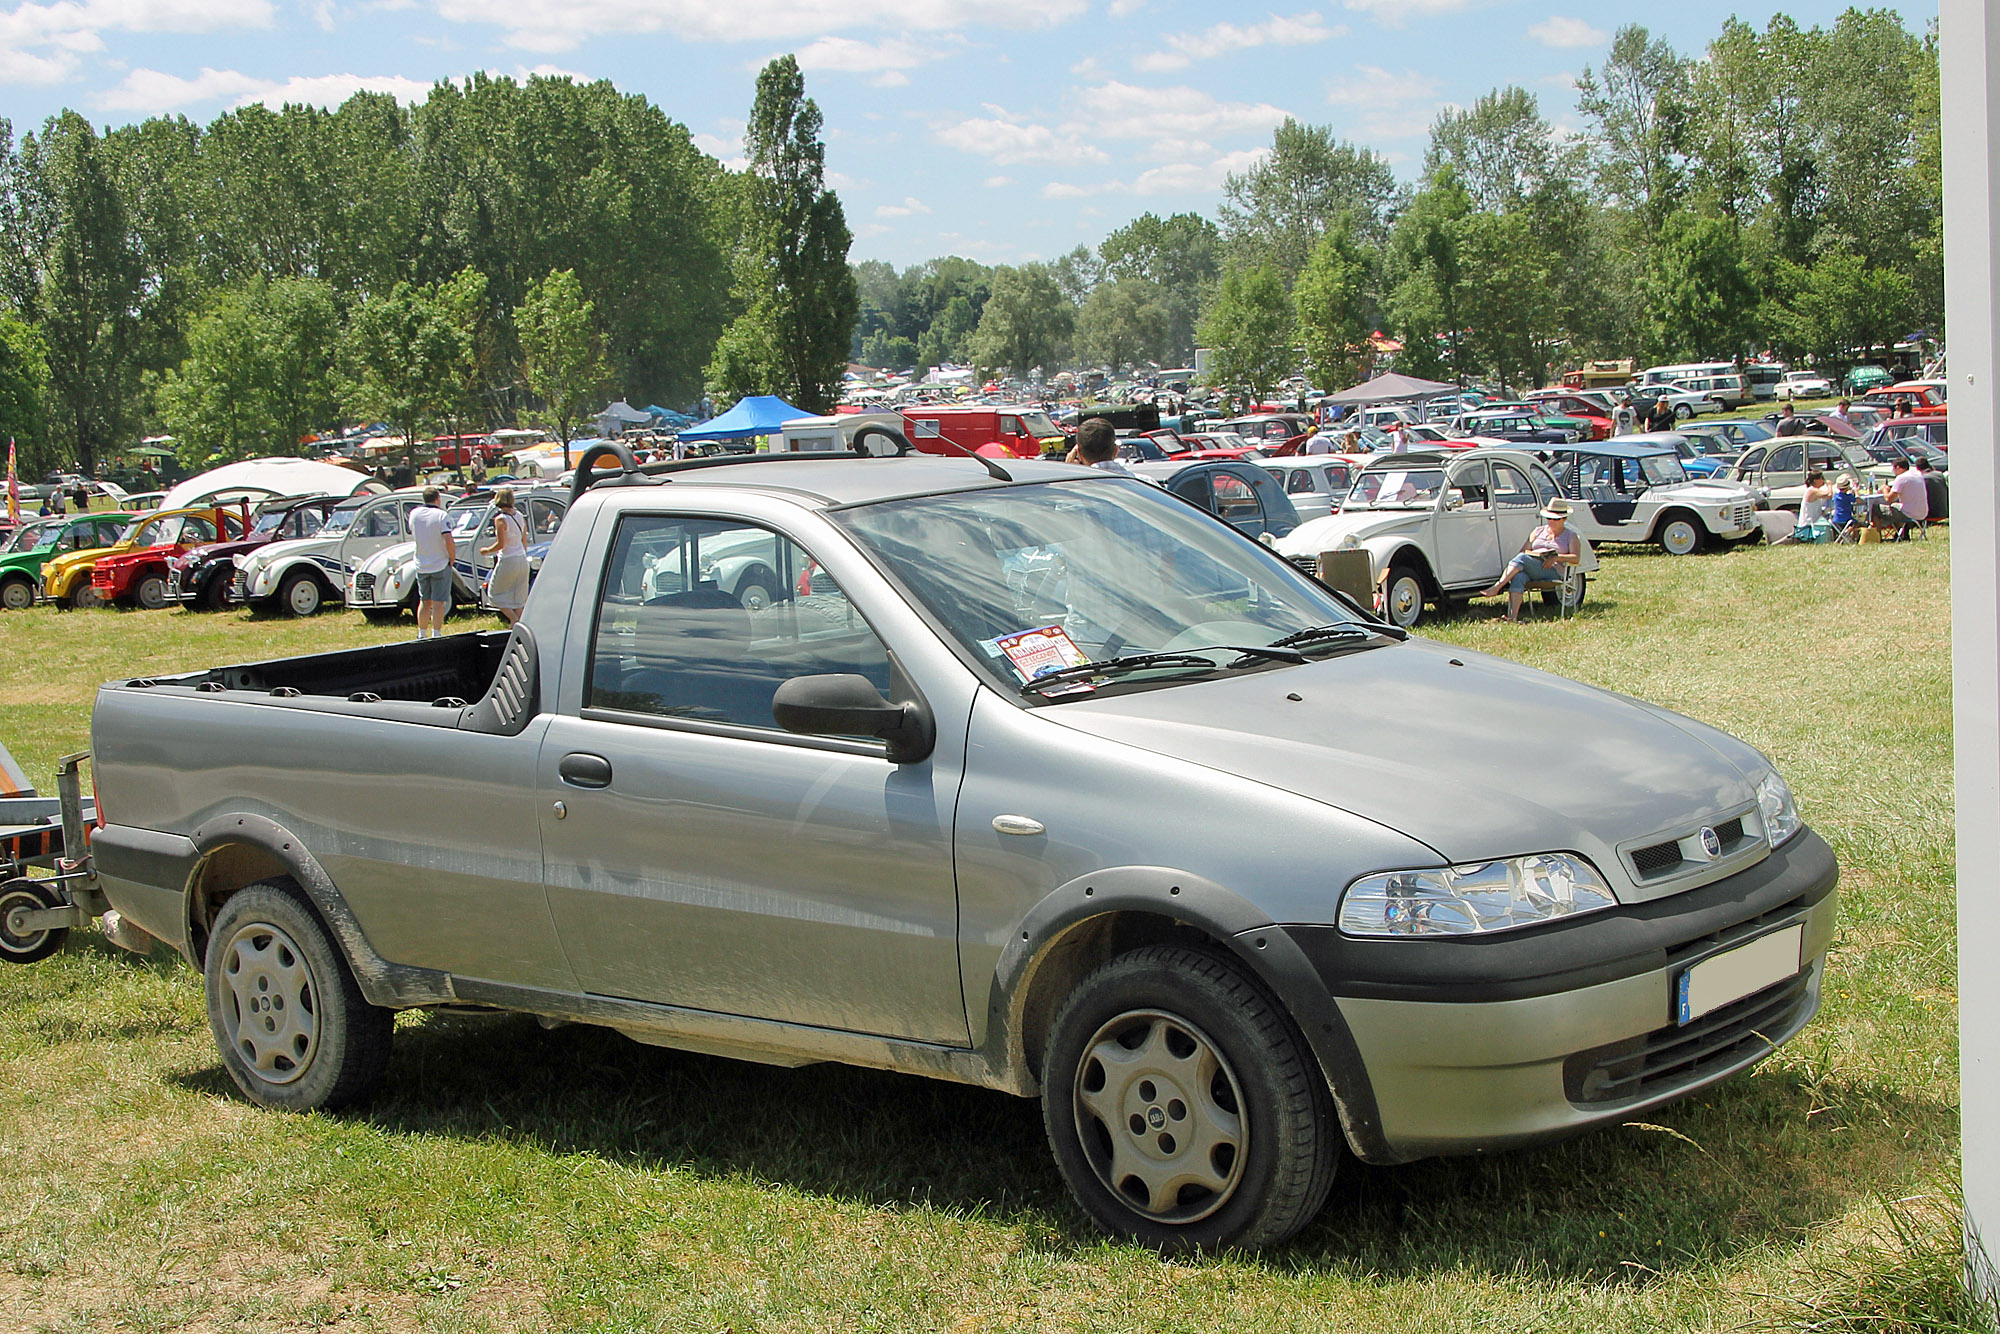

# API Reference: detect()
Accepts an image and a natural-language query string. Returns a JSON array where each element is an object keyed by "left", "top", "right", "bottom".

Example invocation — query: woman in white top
[{"left": 480, "top": 488, "right": 531, "bottom": 624}]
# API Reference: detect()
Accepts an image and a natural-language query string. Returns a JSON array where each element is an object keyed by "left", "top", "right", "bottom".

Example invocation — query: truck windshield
[
  {"left": 1019, "top": 410, "right": 1060, "bottom": 438},
  {"left": 835, "top": 478, "right": 1371, "bottom": 697}
]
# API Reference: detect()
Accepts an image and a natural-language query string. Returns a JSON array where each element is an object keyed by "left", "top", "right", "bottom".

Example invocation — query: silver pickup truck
[{"left": 38, "top": 442, "right": 1837, "bottom": 1252}]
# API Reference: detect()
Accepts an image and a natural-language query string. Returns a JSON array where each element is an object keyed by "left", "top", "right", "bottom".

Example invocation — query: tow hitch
[{"left": 0, "top": 752, "right": 111, "bottom": 964}]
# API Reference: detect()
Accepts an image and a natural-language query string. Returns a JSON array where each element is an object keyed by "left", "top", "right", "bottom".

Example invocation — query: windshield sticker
[{"left": 986, "top": 624, "right": 1095, "bottom": 693}]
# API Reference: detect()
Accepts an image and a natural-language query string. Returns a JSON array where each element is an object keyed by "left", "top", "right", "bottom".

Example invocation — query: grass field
[{"left": 0, "top": 536, "right": 1972, "bottom": 1333}]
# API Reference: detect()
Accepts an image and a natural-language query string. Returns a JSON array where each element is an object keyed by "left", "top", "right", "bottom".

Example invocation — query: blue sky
[{"left": 0, "top": 0, "right": 1933, "bottom": 271}]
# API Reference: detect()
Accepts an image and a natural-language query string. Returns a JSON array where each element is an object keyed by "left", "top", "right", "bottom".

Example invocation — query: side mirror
[
  {"left": 1443, "top": 492, "right": 1464, "bottom": 510},
  {"left": 772, "top": 674, "right": 936, "bottom": 764}
]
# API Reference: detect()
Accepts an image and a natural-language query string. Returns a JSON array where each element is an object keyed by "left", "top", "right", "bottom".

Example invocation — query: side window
[
  {"left": 1738, "top": 446, "right": 1767, "bottom": 472},
  {"left": 1283, "top": 469, "right": 1317, "bottom": 495},
  {"left": 587, "top": 516, "right": 893, "bottom": 731},
  {"left": 1492, "top": 463, "right": 1538, "bottom": 510},
  {"left": 1000, "top": 415, "right": 1022, "bottom": 437},
  {"left": 1210, "top": 472, "right": 1261, "bottom": 525},
  {"left": 1934, "top": 422, "right": 1949, "bottom": 444},
  {"left": 363, "top": 507, "right": 401, "bottom": 538},
  {"left": 530, "top": 500, "right": 564, "bottom": 536},
  {"left": 1768, "top": 444, "right": 1805, "bottom": 473},
  {"left": 66, "top": 525, "right": 95, "bottom": 550},
  {"left": 1450, "top": 462, "right": 1490, "bottom": 509},
  {"left": 183, "top": 516, "right": 218, "bottom": 543}
]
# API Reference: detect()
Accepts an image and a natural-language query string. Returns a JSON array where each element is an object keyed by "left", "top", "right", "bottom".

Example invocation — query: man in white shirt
[{"left": 409, "top": 485, "right": 455, "bottom": 639}]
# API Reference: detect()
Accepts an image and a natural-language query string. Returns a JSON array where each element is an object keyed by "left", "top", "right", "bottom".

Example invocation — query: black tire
[
  {"left": 0, "top": 878, "right": 68, "bottom": 964},
  {"left": 1382, "top": 561, "right": 1426, "bottom": 629},
  {"left": 68, "top": 583, "right": 103, "bottom": 610},
  {"left": 1539, "top": 571, "right": 1587, "bottom": 611},
  {"left": 0, "top": 576, "right": 34, "bottom": 611},
  {"left": 134, "top": 574, "right": 167, "bottom": 610},
  {"left": 1042, "top": 945, "right": 1337, "bottom": 1252},
  {"left": 196, "top": 572, "right": 232, "bottom": 611},
  {"left": 1657, "top": 514, "right": 1705, "bottom": 556},
  {"left": 203, "top": 879, "right": 392, "bottom": 1111},
  {"left": 277, "top": 569, "right": 324, "bottom": 617}
]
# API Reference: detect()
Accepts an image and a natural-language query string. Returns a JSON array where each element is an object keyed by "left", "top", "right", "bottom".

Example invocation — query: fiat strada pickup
[{"left": 49, "top": 441, "right": 1837, "bottom": 1251}]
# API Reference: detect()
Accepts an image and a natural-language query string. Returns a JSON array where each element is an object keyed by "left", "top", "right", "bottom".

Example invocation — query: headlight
[
  {"left": 1757, "top": 771, "right": 1801, "bottom": 848},
  {"left": 1339, "top": 853, "right": 1618, "bottom": 938}
]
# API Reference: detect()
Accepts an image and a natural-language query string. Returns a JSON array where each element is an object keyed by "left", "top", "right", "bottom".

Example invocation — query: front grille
[
  {"left": 1564, "top": 966, "right": 1814, "bottom": 1106},
  {"left": 1288, "top": 554, "right": 1324, "bottom": 581},
  {"left": 1627, "top": 814, "right": 1757, "bottom": 882},
  {"left": 1732, "top": 503, "right": 1755, "bottom": 529},
  {"left": 353, "top": 572, "right": 376, "bottom": 598},
  {"left": 90, "top": 567, "right": 117, "bottom": 590},
  {"left": 231, "top": 570, "right": 249, "bottom": 601},
  {"left": 166, "top": 570, "right": 183, "bottom": 597}
]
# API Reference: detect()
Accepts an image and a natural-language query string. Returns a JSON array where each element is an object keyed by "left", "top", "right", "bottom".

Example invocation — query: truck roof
[{"left": 579, "top": 454, "right": 1103, "bottom": 511}]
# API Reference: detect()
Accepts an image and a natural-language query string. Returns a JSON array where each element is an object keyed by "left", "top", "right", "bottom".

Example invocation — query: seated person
[
  {"left": 1829, "top": 475, "right": 1858, "bottom": 533},
  {"left": 1873, "top": 459, "right": 1929, "bottom": 538},
  {"left": 1479, "top": 499, "right": 1581, "bottom": 622},
  {"left": 1785, "top": 471, "right": 1835, "bottom": 543}
]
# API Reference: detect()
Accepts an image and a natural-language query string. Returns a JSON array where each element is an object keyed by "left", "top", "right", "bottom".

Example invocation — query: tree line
[
  {"left": 0, "top": 59, "right": 854, "bottom": 477},
  {"left": 855, "top": 9, "right": 1939, "bottom": 398}
]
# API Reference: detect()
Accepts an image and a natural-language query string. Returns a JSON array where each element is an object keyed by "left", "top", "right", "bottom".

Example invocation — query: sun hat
[
  {"left": 1540, "top": 498, "right": 1573, "bottom": 520},
  {"left": 1836, "top": 475, "right": 1854, "bottom": 490}
]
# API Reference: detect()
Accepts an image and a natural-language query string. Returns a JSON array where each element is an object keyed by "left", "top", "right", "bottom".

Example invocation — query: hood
[
  {"left": 1039, "top": 637, "right": 1768, "bottom": 881},
  {"left": 1276, "top": 508, "right": 1425, "bottom": 559},
  {"left": 44, "top": 542, "right": 128, "bottom": 576},
  {"left": 357, "top": 540, "right": 417, "bottom": 576},
  {"left": 1660, "top": 478, "right": 1756, "bottom": 503}
]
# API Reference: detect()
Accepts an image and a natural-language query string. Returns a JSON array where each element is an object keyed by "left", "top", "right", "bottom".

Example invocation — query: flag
[{"left": 5, "top": 439, "right": 16, "bottom": 526}]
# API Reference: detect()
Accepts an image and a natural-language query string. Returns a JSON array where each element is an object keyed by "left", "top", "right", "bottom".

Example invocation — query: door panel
[
  {"left": 537, "top": 513, "right": 969, "bottom": 1044},
  {"left": 1434, "top": 461, "right": 1499, "bottom": 583},
  {"left": 1492, "top": 462, "right": 1546, "bottom": 554}
]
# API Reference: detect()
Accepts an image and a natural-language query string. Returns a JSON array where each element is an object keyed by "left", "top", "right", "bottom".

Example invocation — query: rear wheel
[
  {"left": 1042, "top": 945, "right": 1337, "bottom": 1252},
  {"left": 0, "top": 576, "right": 33, "bottom": 611},
  {"left": 204, "top": 880, "right": 392, "bottom": 1111},
  {"left": 1382, "top": 561, "right": 1426, "bottom": 629},
  {"left": 1673, "top": 402, "right": 1694, "bottom": 421},
  {"left": 278, "top": 569, "right": 324, "bottom": 617},
  {"left": 134, "top": 574, "right": 167, "bottom": 610},
  {"left": 0, "top": 878, "right": 67, "bottom": 964},
  {"left": 197, "top": 573, "right": 232, "bottom": 611}
]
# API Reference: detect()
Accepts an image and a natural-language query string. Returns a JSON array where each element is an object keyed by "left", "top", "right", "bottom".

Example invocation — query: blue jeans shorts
[{"left": 416, "top": 569, "right": 453, "bottom": 603}]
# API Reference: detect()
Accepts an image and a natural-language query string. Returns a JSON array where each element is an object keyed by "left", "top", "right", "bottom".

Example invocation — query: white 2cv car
[
  {"left": 1546, "top": 438, "right": 1761, "bottom": 556},
  {"left": 1275, "top": 448, "right": 1600, "bottom": 628}
]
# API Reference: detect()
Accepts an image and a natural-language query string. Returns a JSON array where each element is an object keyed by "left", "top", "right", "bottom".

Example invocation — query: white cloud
[
  {"left": 1136, "top": 12, "right": 1343, "bottom": 73},
  {"left": 853, "top": 222, "right": 891, "bottom": 239},
  {"left": 692, "top": 130, "right": 749, "bottom": 169},
  {"left": 431, "top": 0, "right": 1086, "bottom": 53},
  {"left": 780, "top": 33, "right": 959, "bottom": 78},
  {"left": 90, "top": 65, "right": 432, "bottom": 113},
  {"left": 311, "top": 0, "right": 336, "bottom": 31},
  {"left": 1038, "top": 145, "right": 1268, "bottom": 200},
  {"left": 983, "top": 174, "right": 1013, "bottom": 186},
  {"left": 517, "top": 62, "right": 589, "bottom": 80},
  {"left": 875, "top": 196, "right": 932, "bottom": 217},
  {"left": 933, "top": 113, "right": 1107, "bottom": 166},
  {"left": 1341, "top": 0, "right": 1467, "bottom": 25},
  {"left": 1076, "top": 81, "right": 1289, "bottom": 151},
  {"left": 1527, "top": 15, "right": 1606, "bottom": 48},
  {"left": 240, "top": 72, "right": 435, "bottom": 108},
  {"left": 1325, "top": 65, "right": 1438, "bottom": 107},
  {"left": 1354, "top": 105, "right": 1448, "bottom": 140},
  {"left": 871, "top": 70, "right": 909, "bottom": 86},
  {"left": 1108, "top": 0, "right": 1144, "bottom": 15},
  {"left": 0, "top": 0, "right": 274, "bottom": 84}
]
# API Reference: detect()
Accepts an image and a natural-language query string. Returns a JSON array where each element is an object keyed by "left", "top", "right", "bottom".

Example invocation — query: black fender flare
[
  {"left": 982, "top": 865, "right": 1393, "bottom": 1165},
  {"left": 184, "top": 812, "right": 455, "bottom": 1009}
]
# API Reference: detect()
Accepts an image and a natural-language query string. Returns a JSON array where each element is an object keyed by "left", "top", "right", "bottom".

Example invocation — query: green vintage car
[{"left": 0, "top": 511, "right": 136, "bottom": 610}]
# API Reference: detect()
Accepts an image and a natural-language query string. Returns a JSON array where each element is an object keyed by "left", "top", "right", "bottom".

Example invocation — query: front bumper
[{"left": 1286, "top": 829, "right": 1838, "bottom": 1162}]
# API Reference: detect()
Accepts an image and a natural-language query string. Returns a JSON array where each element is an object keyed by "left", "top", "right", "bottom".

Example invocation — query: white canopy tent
[{"left": 159, "top": 458, "right": 380, "bottom": 511}]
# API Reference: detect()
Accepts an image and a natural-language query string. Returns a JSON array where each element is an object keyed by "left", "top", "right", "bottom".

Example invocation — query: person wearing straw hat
[{"left": 1480, "top": 497, "right": 1581, "bottom": 622}]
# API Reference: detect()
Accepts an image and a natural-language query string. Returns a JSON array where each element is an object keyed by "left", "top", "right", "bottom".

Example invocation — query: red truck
[
  {"left": 897, "top": 406, "right": 1064, "bottom": 460},
  {"left": 89, "top": 504, "right": 248, "bottom": 610}
]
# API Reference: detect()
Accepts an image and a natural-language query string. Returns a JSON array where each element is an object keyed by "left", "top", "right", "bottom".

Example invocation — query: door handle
[{"left": 558, "top": 752, "right": 613, "bottom": 789}]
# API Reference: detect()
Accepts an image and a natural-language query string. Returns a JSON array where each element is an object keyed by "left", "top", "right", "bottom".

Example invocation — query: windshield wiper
[
  {"left": 1020, "top": 645, "right": 1303, "bottom": 697},
  {"left": 1266, "top": 621, "right": 1408, "bottom": 651}
]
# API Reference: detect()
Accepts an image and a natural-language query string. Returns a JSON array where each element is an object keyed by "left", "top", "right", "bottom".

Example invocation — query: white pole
[{"left": 1943, "top": 0, "right": 2000, "bottom": 1306}]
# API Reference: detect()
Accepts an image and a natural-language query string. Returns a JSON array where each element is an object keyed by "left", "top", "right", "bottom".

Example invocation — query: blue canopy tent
[{"left": 677, "top": 395, "right": 811, "bottom": 441}]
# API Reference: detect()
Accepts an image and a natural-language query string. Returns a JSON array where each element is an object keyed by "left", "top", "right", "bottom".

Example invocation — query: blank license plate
[{"left": 1676, "top": 924, "right": 1803, "bottom": 1025}]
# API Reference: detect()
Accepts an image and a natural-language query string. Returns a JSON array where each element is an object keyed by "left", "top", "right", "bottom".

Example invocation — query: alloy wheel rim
[
  {"left": 1072, "top": 1009, "right": 1248, "bottom": 1225},
  {"left": 219, "top": 921, "right": 320, "bottom": 1084}
]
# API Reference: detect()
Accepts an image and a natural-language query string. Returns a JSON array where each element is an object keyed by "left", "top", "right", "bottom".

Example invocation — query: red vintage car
[
  {"left": 1858, "top": 381, "right": 1947, "bottom": 418},
  {"left": 89, "top": 504, "right": 248, "bottom": 609},
  {"left": 1525, "top": 390, "right": 1616, "bottom": 440}
]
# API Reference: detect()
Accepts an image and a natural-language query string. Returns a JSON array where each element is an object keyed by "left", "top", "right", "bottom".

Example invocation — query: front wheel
[
  {"left": 0, "top": 878, "right": 68, "bottom": 964},
  {"left": 197, "top": 573, "right": 232, "bottom": 611},
  {"left": 134, "top": 574, "right": 167, "bottom": 610},
  {"left": 1658, "top": 515, "right": 1704, "bottom": 556},
  {"left": 0, "top": 576, "right": 34, "bottom": 611},
  {"left": 1382, "top": 562, "right": 1426, "bottom": 629},
  {"left": 1042, "top": 945, "right": 1337, "bottom": 1252},
  {"left": 1673, "top": 402, "right": 1694, "bottom": 421},
  {"left": 204, "top": 880, "right": 392, "bottom": 1111},
  {"left": 278, "top": 570, "right": 324, "bottom": 617},
  {"left": 735, "top": 579, "right": 775, "bottom": 613}
]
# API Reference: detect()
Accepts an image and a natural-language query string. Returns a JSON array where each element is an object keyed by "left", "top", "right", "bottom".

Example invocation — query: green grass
[{"left": 0, "top": 542, "right": 1972, "bottom": 1332}]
